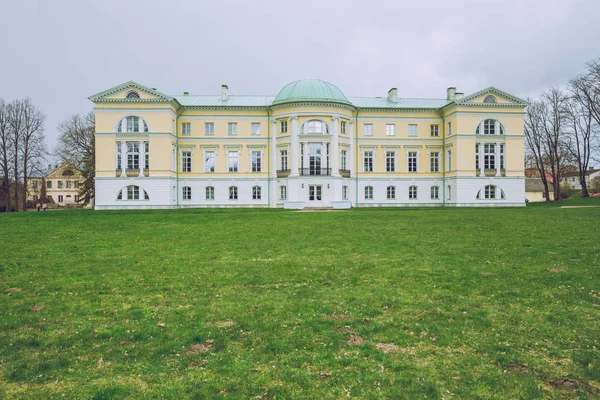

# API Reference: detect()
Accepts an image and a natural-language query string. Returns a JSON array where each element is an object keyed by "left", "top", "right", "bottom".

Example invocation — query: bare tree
[
  {"left": 571, "top": 59, "right": 600, "bottom": 163},
  {"left": 18, "top": 98, "right": 46, "bottom": 210},
  {"left": 525, "top": 98, "right": 552, "bottom": 201},
  {"left": 7, "top": 100, "right": 24, "bottom": 209},
  {"left": 0, "top": 99, "right": 12, "bottom": 211},
  {"left": 541, "top": 88, "right": 569, "bottom": 201},
  {"left": 55, "top": 112, "right": 95, "bottom": 206}
]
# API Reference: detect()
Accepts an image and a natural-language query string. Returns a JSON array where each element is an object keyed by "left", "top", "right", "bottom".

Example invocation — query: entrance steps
[{"left": 302, "top": 206, "right": 335, "bottom": 211}]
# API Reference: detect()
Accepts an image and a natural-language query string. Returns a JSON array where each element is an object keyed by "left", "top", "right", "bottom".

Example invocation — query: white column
[
  {"left": 139, "top": 140, "right": 145, "bottom": 177},
  {"left": 495, "top": 142, "right": 501, "bottom": 176},
  {"left": 303, "top": 142, "right": 309, "bottom": 170},
  {"left": 290, "top": 117, "right": 299, "bottom": 176},
  {"left": 478, "top": 142, "right": 484, "bottom": 176},
  {"left": 331, "top": 117, "right": 339, "bottom": 176},
  {"left": 272, "top": 120, "right": 278, "bottom": 175},
  {"left": 349, "top": 122, "right": 354, "bottom": 175},
  {"left": 120, "top": 141, "right": 127, "bottom": 177}
]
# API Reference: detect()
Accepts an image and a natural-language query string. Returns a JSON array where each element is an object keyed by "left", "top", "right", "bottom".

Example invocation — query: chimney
[
  {"left": 48, "top": 164, "right": 51, "bottom": 170},
  {"left": 183, "top": 91, "right": 189, "bottom": 96},
  {"left": 447, "top": 87, "right": 456, "bottom": 100},
  {"left": 151, "top": 88, "right": 157, "bottom": 91},
  {"left": 387, "top": 87, "right": 398, "bottom": 103},
  {"left": 221, "top": 85, "right": 229, "bottom": 101},
  {"left": 455, "top": 92, "right": 464, "bottom": 100}
]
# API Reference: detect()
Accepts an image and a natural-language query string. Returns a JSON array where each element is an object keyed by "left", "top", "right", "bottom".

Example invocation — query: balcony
[
  {"left": 116, "top": 169, "right": 149, "bottom": 177},
  {"left": 339, "top": 169, "right": 351, "bottom": 178},
  {"left": 277, "top": 169, "right": 291, "bottom": 178},
  {"left": 476, "top": 169, "right": 506, "bottom": 177},
  {"left": 300, "top": 168, "right": 331, "bottom": 176}
]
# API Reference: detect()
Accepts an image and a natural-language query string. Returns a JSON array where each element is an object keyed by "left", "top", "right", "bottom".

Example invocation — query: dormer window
[
  {"left": 116, "top": 116, "right": 149, "bottom": 133},
  {"left": 126, "top": 91, "right": 140, "bottom": 99},
  {"left": 483, "top": 95, "right": 497, "bottom": 103}
]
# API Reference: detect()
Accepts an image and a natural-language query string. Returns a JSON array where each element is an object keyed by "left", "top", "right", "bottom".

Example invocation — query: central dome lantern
[{"left": 273, "top": 79, "right": 350, "bottom": 105}]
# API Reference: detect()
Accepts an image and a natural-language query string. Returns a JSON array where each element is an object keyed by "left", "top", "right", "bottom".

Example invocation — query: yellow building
[
  {"left": 89, "top": 80, "right": 527, "bottom": 209},
  {"left": 28, "top": 163, "right": 88, "bottom": 207}
]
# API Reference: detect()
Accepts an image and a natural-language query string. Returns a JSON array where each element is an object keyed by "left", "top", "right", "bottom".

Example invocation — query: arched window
[
  {"left": 126, "top": 91, "right": 140, "bottom": 99},
  {"left": 476, "top": 185, "right": 505, "bottom": 200},
  {"left": 387, "top": 185, "right": 395, "bottom": 200},
  {"left": 364, "top": 186, "right": 373, "bottom": 200},
  {"left": 301, "top": 119, "right": 329, "bottom": 134},
  {"left": 117, "top": 185, "right": 149, "bottom": 200},
  {"left": 252, "top": 186, "right": 262, "bottom": 200},
  {"left": 116, "top": 116, "right": 149, "bottom": 133},
  {"left": 62, "top": 169, "right": 74, "bottom": 177},
  {"left": 229, "top": 186, "right": 238, "bottom": 200},
  {"left": 476, "top": 119, "right": 504, "bottom": 135},
  {"left": 409, "top": 185, "right": 418, "bottom": 199},
  {"left": 483, "top": 95, "right": 497, "bottom": 103}
]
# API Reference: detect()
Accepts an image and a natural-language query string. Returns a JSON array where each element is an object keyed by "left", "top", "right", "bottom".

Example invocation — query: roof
[
  {"left": 561, "top": 168, "right": 600, "bottom": 178},
  {"left": 174, "top": 95, "right": 274, "bottom": 107},
  {"left": 273, "top": 79, "right": 350, "bottom": 105},
  {"left": 348, "top": 97, "right": 451, "bottom": 109},
  {"left": 525, "top": 178, "right": 547, "bottom": 192}
]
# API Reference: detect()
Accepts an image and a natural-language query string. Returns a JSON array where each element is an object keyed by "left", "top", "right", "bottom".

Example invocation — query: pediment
[
  {"left": 89, "top": 81, "right": 173, "bottom": 103},
  {"left": 455, "top": 87, "right": 528, "bottom": 107}
]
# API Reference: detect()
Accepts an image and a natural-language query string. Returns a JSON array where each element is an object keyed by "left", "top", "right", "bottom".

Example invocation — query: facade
[
  {"left": 560, "top": 168, "right": 600, "bottom": 190},
  {"left": 90, "top": 80, "right": 527, "bottom": 210},
  {"left": 28, "top": 163, "right": 88, "bottom": 207},
  {"left": 525, "top": 178, "right": 554, "bottom": 202}
]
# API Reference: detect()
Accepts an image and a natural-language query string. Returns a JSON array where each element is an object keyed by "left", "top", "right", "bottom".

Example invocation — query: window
[
  {"left": 342, "top": 185, "right": 348, "bottom": 200},
  {"left": 228, "top": 122, "right": 238, "bottom": 135},
  {"left": 204, "top": 151, "right": 215, "bottom": 172},
  {"left": 182, "top": 122, "right": 191, "bottom": 135},
  {"left": 229, "top": 186, "right": 238, "bottom": 200},
  {"left": 206, "top": 186, "right": 214, "bottom": 200},
  {"left": 251, "top": 123, "right": 261, "bottom": 135},
  {"left": 280, "top": 150, "right": 288, "bottom": 170},
  {"left": 431, "top": 186, "right": 439, "bottom": 200},
  {"left": 205, "top": 122, "right": 214, "bottom": 135},
  {"left": 387, "top": 186, "right": 395, "bottom": 200},
  {"left": 280, "top": 120, "right": 288, "bottom": 133},
  {"left": 475, "top": 143, "right": 479, "bottom": 170},
  {"left": 500, "top": 144, "right": 505, "bottom": 169},
  {"left": 117, "top": 116, "right": 148, "bottom": 133},
  {"left": 183, "top": 186, "right": 191, "bottom": 200},
  {"left": 252, "top": 186, "right": 262, "bottom": 200},
  {"left": 364, "top": 124, "right": 373, "bottom": 136},
  {"left": 117, "top": 185, "right": 149, "bottom": 200},
  {"left": 385, "top": 151, "right": 396, "bottom": 172},
  {"left": 408, "top": 151, "right": 418, "bottom": 172},
  {"left": 58, "top": 195, "right": 64, "bottom": 202},
  {"left": 280, "top": 185, "right": 287, "bottom": 200},
  {"left": 32, "top": 181, "right": 38, "bottom": 189},
  {"left": 340, "top": 149, "right": 347, "bottom": 170},
  {"left": 58, "top": 180, "right": 64, "bottom": 188},
  {"left": 430, "top": 151, "right": 440, "bottom": 172},
  {"left": 145, "top": 141, "right": 149, "bottom": 170},
  {"left": 341, "top": 121, "right": 347, "bottom": 134},
  {"left": 228, "top": 151, "right": 239, "bottom": 172},
  {"left": 485, "top": 185, "right": 496, "bottom": 199},
  {"left": 74, "top": 195, "right": 79, "bottom": 202},
  {"left": 66, "top": 181, "right": 72, "bottom": 188},
  {"left": 447, "top": 185, "right": 451, "bottom": 200},
  {"left": 409, "top": 185, "right": 417, "bottom": 199},
  {"left": 181, "top": 150, "right": 192, "bottom": 172},
  {"left": 430, "top": 125, "right": 439, "bottom": 137},
  {"left": 126, "top": 91, "right": 140, "bottom": 99},
  {"left": 447, "top": 122, "right": 452, "bottom": 135},
  {"left": 447, "top": 150, "right": 452, "bottom": 171},
  {"left": 116, "top": 143, "right": 122, "bottom": 170},
  {"left": 251, "top": 150, "right": 262, "bottom": 172},
  {"left": 477, "top": 185, "right": 505, "bottom": 200},
  {"left": 127, "top": 142, "right": 140, "bottom": 170},
  {"left": 303, "top": 120, "right": 327, "bottom": 134},
  {"left": 386, "top": 124, "right": 395, "bottom": 136},
  {"left": 364, "top": 186, "right": 373, "bottom": 200},
  {"left": 46, "top": 181, "right": 52, "bottom": 189},
  {"left": 408, "top": 124, "right": 418, "bottom": 137},
  {"left": 484, "top": 144, "right": 496, "bottom": 169},
  {"left": 476, "top": 119, "right": 504, "bottom": 135},
  {"left": 363, "top": 151, "right": 373, "bottom": 172},
  {"left": 484, "top": 95, "right": 498, "bottom": 103}
]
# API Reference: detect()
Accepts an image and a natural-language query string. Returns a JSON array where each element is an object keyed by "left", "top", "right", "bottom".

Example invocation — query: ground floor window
[
  {"left": 447, "top": 185, "right": 451, "bottom": 200},
  {"left": 117, "top": 185, "right": 149, "bottom": 200},
  {"left": 206, "top": 186, "right": 214, "bottom": 200},
  {"left": 229, "top": 186, "right": 238, "bottom": 200},
  {"left": 342, "top": 185, "right": 348, "bottom": 200},
  {"left": 387, "top": 185, "right": 395, "bottom": 200},
  {"left": 183, "top": 186, "right": 191, "bottom": 200},
  {"left": 252, "top": 186, "right": 261, "bottom": 200},
  {"left": 409, "top": 185, "right": 417, "bottom": 199},
  {"left": 477, "top": 185, "right": 505, "bottom": 200},
  {"left": 58, "top": 195, "right": 64, "bottom": 203},
  {"left": 364, "top": 186, "right": 373, "bottom": 200},
  {"left": 280, "top": 185, "right": 287, "bottom": 200},
  {"left": 431, "top": 186, "right": 439, "bottom": 200}
]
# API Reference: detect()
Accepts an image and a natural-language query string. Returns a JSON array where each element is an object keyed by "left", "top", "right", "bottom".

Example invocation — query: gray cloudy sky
[{"left": 1, "top": 0, "right": 599, "bottom": 153}]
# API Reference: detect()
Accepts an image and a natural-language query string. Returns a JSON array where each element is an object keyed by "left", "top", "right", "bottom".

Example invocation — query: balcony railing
[
  {"left": 300, "top": 168, "right": 331, "bottom": 176},
  {"left": 339, "top": 169, "right": 351, "bottom": 178},
  {"left": 276, "top": 169, "right": 291, "bottom": 178},
  {"left": 116, "top": 168, "right": 149, "bottom": 177},
  {"left": 476, "top": 169, "right": 506, "bottom": 177}
]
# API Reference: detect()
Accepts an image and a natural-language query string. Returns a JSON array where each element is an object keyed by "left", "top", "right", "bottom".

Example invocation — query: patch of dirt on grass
[
  {"left": 347, "top": 334, "right": 368, "bottom": 346},
  {"left": 186, "top": 343, "right": 211, "bottom": 355},
  {"left": 6, "top": 287, "right": 22, "bottom": 292},
  {"left": 506, "top": 364, "right": 529, "bottom": 372},
  {"left": 374, "top": 343, "right": 399, "bottom": 354},
  {"left": 324, "top": 313, "right": 351, "bottom": 321},
  {"left": 316, "top": 371, "right": 332, "bottom": 377},
  {"left": 31, "top": 305, "right": 45, "bottom": 312},
  {"left": 481, "top": 272, "right": 496, "bottom": 277},
  {"left": 548, "top": 268, "right": 567, "bottom": 273},
  {"left": 545, "top": 378, "right": 599, "bottom": 393},
  {"left": 215, "top": 320, "right": 236, "bottom": 329}
]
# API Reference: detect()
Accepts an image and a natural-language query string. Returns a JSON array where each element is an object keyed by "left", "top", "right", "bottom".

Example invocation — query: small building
[
  {"left": 28, "top": 163, "right": 89, "bottom": 208},
  {"left": 560, "top": 168, "right": 600, "bottom": 190},
  {"left": 525, "top": 178, "right": 553, "bottom": 202}
]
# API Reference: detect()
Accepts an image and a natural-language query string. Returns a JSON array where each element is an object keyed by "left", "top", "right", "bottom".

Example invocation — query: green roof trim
[{"left": 273, "top": 79, "right": 351, "bottom": 105}]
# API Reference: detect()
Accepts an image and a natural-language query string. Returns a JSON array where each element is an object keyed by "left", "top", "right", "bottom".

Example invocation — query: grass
[{"left": 1, "top": 198, "right": 599, "bottom": 398}]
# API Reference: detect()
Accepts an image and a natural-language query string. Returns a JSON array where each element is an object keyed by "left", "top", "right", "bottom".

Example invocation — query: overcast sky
[{"left": 1, "top": 0, "right": 599, "bottom": 155}]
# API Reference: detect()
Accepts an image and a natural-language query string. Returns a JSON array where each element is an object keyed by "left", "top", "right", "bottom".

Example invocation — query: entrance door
[
  {"left": 309, "top": 144, "right": 322, "bottom": 175},
  {"left": 308, "top": 185, "right": 322, "bottom": 206}
]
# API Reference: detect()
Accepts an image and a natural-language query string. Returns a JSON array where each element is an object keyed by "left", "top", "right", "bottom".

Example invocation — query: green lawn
[{"left": 1, "top": 201, "right": 599, "bottom": 398}]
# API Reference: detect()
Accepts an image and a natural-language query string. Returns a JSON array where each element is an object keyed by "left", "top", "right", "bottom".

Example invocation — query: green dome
[{"left": 273, "top": 79, "right": 350, "bottom": 105}]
